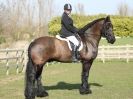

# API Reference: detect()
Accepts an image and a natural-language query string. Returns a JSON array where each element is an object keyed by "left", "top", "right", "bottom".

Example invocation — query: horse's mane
[{"left": 78, "top": 18, "right": 105, "bottom": 34}]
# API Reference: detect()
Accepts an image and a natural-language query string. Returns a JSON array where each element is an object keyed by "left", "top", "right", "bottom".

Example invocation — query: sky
[
  {"left": 54, "top": 0, "right": 133, "bottom": 16},
  {"left": 0, "top": 0, "right": 133, "bottom": 17}
]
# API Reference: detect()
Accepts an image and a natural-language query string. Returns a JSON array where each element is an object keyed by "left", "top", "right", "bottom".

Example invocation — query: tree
[
  {"left": 0, "top": 0, "right": 55, "bottom": 42},
  {"left": 37, "top": 0, "right": 54, "bottom": 37},
  {"left": 117, "top": 3, "right": 129, "bottom": 16},
  {"left": 77, "top": 3, "right": 85, "bottom": 15}
]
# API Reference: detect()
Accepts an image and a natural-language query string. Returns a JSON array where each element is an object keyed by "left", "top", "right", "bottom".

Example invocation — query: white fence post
[
  {"left": 22, "top": 47, "right": 28, "bottom": 73},
  {"left": 102, "top": 45, "right": 105, "bottom": 63},
  {"left": 107, "top": 45, "right": 109, "bottom": 60},
  {"left": 6, "top": 48, "right": 9, "bottom": 75},
  {"left": 126, "top": 44, "right": 129, "bottom": 63},
  {"left": 46, "top": 62, "right": 49, "bottom": 66},
  {"left": 16, "top": 50, "right": 19, "bottom": 74}
]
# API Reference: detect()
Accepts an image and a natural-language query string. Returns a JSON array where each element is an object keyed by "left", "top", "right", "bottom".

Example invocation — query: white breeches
[{"left": 66, "top": 36, "right": 79, "bottom": 46}]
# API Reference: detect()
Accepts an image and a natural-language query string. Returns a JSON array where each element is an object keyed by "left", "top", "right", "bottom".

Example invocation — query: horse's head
[{"left": 101, "top": 16, "right": 116, "bottom": 44}]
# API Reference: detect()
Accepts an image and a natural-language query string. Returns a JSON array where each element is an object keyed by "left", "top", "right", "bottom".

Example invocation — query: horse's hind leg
[
  {"left": 25, "top": 60, "right": 36, "bottom": 99},
  {"left": 36, "top": 64, "right": 48, "bottom": 97}
]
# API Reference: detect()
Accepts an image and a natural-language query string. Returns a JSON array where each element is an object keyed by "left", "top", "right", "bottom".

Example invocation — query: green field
[
  {"left": 0, "top": 61, "right": 133, "bottom": 99},
  {"left": 100, "top": 37, "right": 133, "bottom": 45}
]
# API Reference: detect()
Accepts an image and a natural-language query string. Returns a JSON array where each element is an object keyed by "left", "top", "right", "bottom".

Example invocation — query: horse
[{"left": 24, "top": 16, "right": 116, "bottom": 99}]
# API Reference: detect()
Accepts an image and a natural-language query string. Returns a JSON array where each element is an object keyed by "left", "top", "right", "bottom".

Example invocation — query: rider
[{"left": 60, "top": 3, "right": 79, "bottom": 62}]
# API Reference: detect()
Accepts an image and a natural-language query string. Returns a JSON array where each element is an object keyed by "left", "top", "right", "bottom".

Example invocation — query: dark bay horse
[{"left": 25, "top": 16, "right": 116, "bottom": 99}]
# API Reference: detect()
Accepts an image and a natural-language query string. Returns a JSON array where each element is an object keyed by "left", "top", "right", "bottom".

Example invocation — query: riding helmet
[{"left": 64, "top": 3, "right": 72, "bottom": 10}]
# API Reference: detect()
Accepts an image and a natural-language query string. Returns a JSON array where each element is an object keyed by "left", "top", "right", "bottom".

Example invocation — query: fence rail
[
  {"left": 0, "top": 45, "right": 133, "bottom": 75},
  {"left": 97, "top": 45, "right": 133, "bottom": 63},
  {"left": 0, "top": 48, "right": 26, "bottom": 75}
]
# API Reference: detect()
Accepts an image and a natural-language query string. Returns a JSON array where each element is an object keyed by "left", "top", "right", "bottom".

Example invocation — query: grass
[
  {"left": 99, "top": 37, "right": 133, "bottom": 45},
  {"left": 0, "top": 61, "right": 133, "bottom": 99}
]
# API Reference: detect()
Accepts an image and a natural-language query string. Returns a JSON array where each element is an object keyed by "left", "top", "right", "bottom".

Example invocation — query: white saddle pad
[{"left": 56, "top": 35, "right": 83, "bottom": 51}]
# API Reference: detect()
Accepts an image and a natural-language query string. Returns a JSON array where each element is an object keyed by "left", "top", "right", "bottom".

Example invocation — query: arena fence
[
  {"left": 97, "top": 45, "right": 133, "bottom": 63},
  {"left": 0, "top": 45, "right": 133, "bottom": 75},
  {"left": 0, "top": 48, "right": 26, "bottom": 75}
]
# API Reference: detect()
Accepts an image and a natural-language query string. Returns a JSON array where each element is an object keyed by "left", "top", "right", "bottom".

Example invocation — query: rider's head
[{"left": 64, "top": 3, "right": 72, "bottom": 15}]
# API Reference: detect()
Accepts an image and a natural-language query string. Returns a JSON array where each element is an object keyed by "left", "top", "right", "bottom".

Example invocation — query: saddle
[{"left": 56, "top": 35, "right": 83, "bottom": 51}]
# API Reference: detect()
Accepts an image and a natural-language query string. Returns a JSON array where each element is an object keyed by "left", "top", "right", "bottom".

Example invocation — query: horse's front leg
[{"left": 79, "top": 60, "right": 93, "bottom": 94}]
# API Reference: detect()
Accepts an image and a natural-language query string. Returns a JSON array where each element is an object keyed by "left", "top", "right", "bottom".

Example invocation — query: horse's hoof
[
  {"left": 79, "top": 87, "right": 92, "bottom": 95},
  {"left": 36, "top": 91, "right": 49, "bottom": 97}
]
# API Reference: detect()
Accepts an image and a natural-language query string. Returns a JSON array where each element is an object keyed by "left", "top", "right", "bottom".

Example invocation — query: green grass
[
  {"left": 99, "top": 37, "right": 133, "bottom": 45},
  {"left": 0, "top": 61, "right": 133, "bottom": 99},
  {"left": 0, "top": 62, "right": 23, "bottom": 79}
]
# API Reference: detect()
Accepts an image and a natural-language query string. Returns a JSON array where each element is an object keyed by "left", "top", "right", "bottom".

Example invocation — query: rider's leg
[
  {"left": 67, "top": 36, "right": 79, "bottom": 62},
  {"left": 69, "top": 41, "right": 78, "bottom": 61},
  {"left": 67, "top": 36, "right": 79, "bottom": 46}
]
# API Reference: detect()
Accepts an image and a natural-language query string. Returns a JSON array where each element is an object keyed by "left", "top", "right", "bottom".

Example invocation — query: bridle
[{"left": 101, "top": 21, "right": 112, "bottom": 38}]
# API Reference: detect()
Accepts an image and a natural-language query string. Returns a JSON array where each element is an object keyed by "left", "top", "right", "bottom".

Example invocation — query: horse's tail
[
  {"left": 26, "top": 41, "right": 35, "bottom": 73},
  {"left": 24, "top": 42, "right": 36, "bottom": 98},
  {"left": 25, "top": 41, "right": 35, "bottom": 79}
]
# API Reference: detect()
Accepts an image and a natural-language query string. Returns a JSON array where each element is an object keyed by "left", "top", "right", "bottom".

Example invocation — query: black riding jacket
[{"left": 60, "top": 12, "right": 78, "bottom": 37}]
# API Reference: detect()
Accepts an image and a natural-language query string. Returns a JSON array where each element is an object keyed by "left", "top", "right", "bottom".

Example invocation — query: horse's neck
[
  {"left": 83, "top": 32, "right": 101, "bottom": 48},
  {"left": 84, "top": 20, "right": 104, "bottom": 47},
  {"left": 85, "top": 35, "right": 101, "bottom": 48}
]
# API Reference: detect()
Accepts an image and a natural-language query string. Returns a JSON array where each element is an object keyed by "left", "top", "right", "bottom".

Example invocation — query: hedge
[{"left": 48, "top": 14, "right": 133, "bottom": 37}]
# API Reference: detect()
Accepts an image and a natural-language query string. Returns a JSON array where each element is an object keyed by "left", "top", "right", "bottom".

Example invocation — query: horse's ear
[{"left": 105, "top": 15, "right": 110, "bottom": 22}]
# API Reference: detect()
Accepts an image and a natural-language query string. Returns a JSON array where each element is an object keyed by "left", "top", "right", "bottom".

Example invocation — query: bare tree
[
  {"left": 117, "top": 2, "right": 129, "bottom": 16},
  {"left": 37, "top": 0, "right": 54, "bottom": 37},
  {"left": 0, "top": 0, "right": 55, "bottom": 42},
  {"left": 77, "top": 3, "right": 85, "bottom": 15},
  {"left": 48, "top": 0, "right": 54, "bottom": 19},
  {"left": 0, "top": 4, "right": 6, "bottom": 35}
]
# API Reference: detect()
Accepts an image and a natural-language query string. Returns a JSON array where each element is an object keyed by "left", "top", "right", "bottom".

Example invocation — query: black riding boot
[{"left": 71, "top": 44, "right": 78, "bottom": 62}]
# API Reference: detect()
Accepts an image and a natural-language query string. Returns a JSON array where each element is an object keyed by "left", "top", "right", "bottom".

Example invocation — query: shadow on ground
[{"left": 44, "top": 81, "right": 103, "bottom": 90}]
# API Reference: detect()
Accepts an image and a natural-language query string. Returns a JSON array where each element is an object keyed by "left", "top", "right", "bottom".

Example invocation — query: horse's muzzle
[{"left": 108, "top": 36, "right": 116, "bottom": 44}]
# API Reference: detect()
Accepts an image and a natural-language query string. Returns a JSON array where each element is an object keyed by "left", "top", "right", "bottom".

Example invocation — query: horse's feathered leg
[
  {"left": 36, "top": 65, "right": 48, "bottom": 97},
  {"left": 79, "top": 60, "right": 93, "bottom": 94}
]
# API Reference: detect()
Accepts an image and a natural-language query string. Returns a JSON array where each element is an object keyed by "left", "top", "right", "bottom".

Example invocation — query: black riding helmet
[{"left": 64, "top": 4, "right": 72, "bottom": 10}]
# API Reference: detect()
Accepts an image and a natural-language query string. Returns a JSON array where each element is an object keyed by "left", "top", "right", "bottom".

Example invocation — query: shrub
[{"left": 49, "top": 14, "right": 133, "bottom": 37}]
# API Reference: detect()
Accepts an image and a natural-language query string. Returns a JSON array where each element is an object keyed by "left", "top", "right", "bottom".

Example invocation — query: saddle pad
[{"left": 56, "top": 35, "right": 83, "bottom": 51}]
